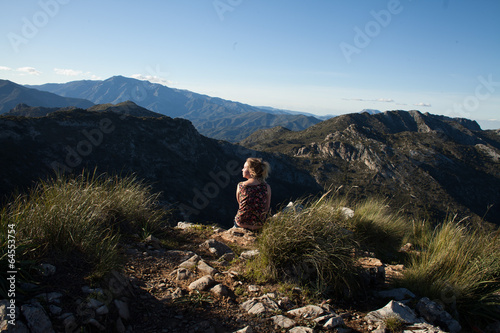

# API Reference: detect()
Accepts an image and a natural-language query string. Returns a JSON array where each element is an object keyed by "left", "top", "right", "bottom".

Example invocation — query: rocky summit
[{"left": 241, "top": 110, "right": 500, "bottom": 225}]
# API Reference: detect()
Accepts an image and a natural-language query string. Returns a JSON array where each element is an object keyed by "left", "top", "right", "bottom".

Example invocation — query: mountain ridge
[
  {"left": 0, "top": 109, "right": 321, "bottom": 225},
  {"left": 241, "top": 110, "right": 500, "bottom": 225},
  {"left": 0, "top": 79, "right": 94, "bottom": 113},
  {"left": 25, "top": 76, "right": 322, "bottom": 141}
]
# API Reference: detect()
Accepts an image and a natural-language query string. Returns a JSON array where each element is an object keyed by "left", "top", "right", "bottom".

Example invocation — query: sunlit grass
[
  {"left": 399, "top": 216, "right": 500, "bottom": 325},
  {"left": 0, "top": 170, "right": 167, "bottom": 281}
]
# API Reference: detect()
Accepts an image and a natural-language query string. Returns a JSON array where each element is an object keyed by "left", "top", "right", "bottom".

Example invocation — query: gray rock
[
  {"left": 144, "top": 234, "right": 162, "bottom": 249},
  {"left": 365, "top": 300, "right": 421, "bottom": 324},
  {"left": 171, "top": 267, "right": 191, "bottom": 280},
  {"left": 188, "top": 275, "right": 216, "bottom": 291},
  {"left": 403, "top": 322, "right": 446, "bottom": 333},
  {"left": 62, "top": 314, "right": 78, "bottom": 333},
  {"left": 87, "top": 318, "right": 106, "bottom": 330},
  {"left": 270, "top": 315, "right": 296, "bottom": 329},
  {"left": 179, "top": 254, "right": 201, "bottom": 270},
  {"left": 287, "top": 305, "right": 325, "bottom": 319},
  {"left": 248, "top": 285, "right": 260, "bottom": 293},
  {"left": 289, "top": 327, "right": 313, "bottom": 333},
  {"left": 48, "top": 305, "right": 62, "bottom": 316},
  {"left": 88, "top": 298, "right": 104, "bottom": 309},
  {"left": 240, "top": 295, "right": 279, "bottom": 315},
  {"left": 415, "top": 297, "right": 461, "bottom": 333},
  {"left": 21, "top": 303, "right": 54, "bottom": 333},
  {"left": 38, "top": 263, "right": 56, "bottom": 277},
  {"left": 114, "top": 299, "right": 130, "bottom": 321},
  {"left": 176, "top": 221, "right": 198, "bottom": 229},
  {"left": 200, "top": 239, "right": 234, "bottom": 257},
  {"left": 96, "top": 305, "right": 109, "bottom": 315},
  {"left": 210, "top": 284, "right": 231, "bottom": 297},
  {"left": 240, "top": 249, "right": 259, "bottom": 260},
  {"left": 197, "top": 260, "right": 217, "bottom": 276},
  {"left": 233, "top": 326, "right": 253, "bottom": 333},
  {"left": 323, "top": 315, "right": 344, "bottom": 329},
  {"left": 247, "top": 302, "right": 266, "bottom": 315}
]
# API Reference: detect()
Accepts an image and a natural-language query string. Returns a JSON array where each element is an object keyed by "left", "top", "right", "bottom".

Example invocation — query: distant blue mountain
[
  {"left": 28, "top": 76, "right": 322, "bottom": 141},
  {"left": 0, "top": 79, "right": 94, "bottom": 114}
]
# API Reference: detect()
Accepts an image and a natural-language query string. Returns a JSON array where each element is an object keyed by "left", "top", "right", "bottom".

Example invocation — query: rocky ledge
[{"left": 2, "top": 222, "right": 494, "bottom": 333}]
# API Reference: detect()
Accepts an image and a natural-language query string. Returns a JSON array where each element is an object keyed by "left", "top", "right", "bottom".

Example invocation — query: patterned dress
[{"left": 235, "top": 182, "right": 269, "bottom": 230}]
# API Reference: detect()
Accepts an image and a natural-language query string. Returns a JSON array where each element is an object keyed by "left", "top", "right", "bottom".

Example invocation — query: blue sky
[{"left": 1, "top": 0, "right": 499, "bottom": 126}]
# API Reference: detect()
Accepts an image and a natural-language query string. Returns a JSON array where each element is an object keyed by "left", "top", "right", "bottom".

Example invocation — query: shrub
[
  {"left": 248, "top": 193, "right": 360, "bottom": 297},
  {"left": 0, "top": 170, "right": 167, "bottom": 280}
]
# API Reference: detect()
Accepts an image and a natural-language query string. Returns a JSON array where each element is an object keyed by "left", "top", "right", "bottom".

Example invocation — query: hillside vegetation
[{"left": 1, "top": 172, "right": 499, "bottom": 331}]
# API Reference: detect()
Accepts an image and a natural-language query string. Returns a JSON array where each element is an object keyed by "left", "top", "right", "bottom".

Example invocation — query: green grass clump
[
  {"left": 248, "top": 193, "right": 360, "bottom": 297},
  {"left": 0, "top": 170, "right": 167, "bottom": 281},
  {"left": 348, "top": 198, "right": 413, "bottom": 261},
  {"left": 399, "top": 217, "right": 500, "bottom": 325},
  {"left": 383, "top": 314, "right": 405, "bottom": 332}
]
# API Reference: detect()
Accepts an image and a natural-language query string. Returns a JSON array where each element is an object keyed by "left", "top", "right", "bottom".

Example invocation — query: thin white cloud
[
  {"left": 53, "top": 68, "right": 101, "bottom": 80},
  {"left": 54, "top": 68, "right": 84, "bottom": 76},
  {"left": 343, "top": 98, "right": 394, "bottom": 103},
  {"left": 0, "top": 66, "right": 13, "bottom": 71},
  {"left": 131, "top": 74, "right": 172, "bottom": 86},
  {"left": 17, "top": 67, "right": 41, "bottom": 75},
  {"left": 414, "top": 102, "right": 431, "bottom": 107}
]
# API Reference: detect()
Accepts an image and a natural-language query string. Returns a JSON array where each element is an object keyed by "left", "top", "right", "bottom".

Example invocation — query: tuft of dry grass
[
  {"left": 399, "top": 216, "right": 500, "bottom": 325},
  {"left": 0, "top": 170, "right": 168, "bottom": 282}
]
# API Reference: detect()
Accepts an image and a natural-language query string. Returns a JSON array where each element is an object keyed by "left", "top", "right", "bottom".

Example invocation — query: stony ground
[
  {"left": 5, "top": 223, "right": 453, "bottom": 333},
  {"left": 119, "top": 224, "right": 389, "bottom": 333}
]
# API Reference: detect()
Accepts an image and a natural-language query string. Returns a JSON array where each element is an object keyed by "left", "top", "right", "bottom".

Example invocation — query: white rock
[
  {"left": 289, "top": 327, "right": 313, "bottom": 333},
  {"left": 270, "top": 315, "right": 296, "bottom": 329},
  {"left": 188, "top": 275, "right": 216, "bottom": 291},
  {"left": 233, "top": 326, "right": 253, "bottom": 333},
  {"left": 365, "top": 300, "right": 421, "bottom": 324},
  {"left": 240, "top": 249, "right": 259, "bottom": 260},
  {"left": 287, "top": 305, "right": 325, "bottom": 319},
  {"left": 197, "top": 260, "right": 217, "bottom": 276}
]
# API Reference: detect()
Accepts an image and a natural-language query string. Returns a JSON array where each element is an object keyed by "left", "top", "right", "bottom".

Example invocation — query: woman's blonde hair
[{"left": 246, "top": 157, "right": 271, "bottom": 181}]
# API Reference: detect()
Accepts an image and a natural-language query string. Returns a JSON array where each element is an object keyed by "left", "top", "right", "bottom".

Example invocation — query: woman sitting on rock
[{"left": 234, "top": 157, "right": 271, "bottom": 231}]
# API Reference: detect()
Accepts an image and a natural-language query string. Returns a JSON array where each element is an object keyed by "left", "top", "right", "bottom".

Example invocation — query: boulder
[
  {"left": 415, "top": 297, "right": 461, "bottom": 333},
  {"left": 365, "top": 300, "right": 420, "bottom": 324}
]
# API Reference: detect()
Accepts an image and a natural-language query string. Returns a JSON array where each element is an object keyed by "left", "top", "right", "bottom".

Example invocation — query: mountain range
[
  {"left": 1, "top": 76, "right": 499, "bottom": 226},
  {"left": 241, "top": 110, "right": 500, "bottom": 225},
  {"left": 0, "top": 108, "right": 321, "bottom": 226},
  {"left": 20, "top": 76, "right": 322, "bottom": 141},
  {"left": 0, "top": 79, "right": 94, "bottom": 113}
]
